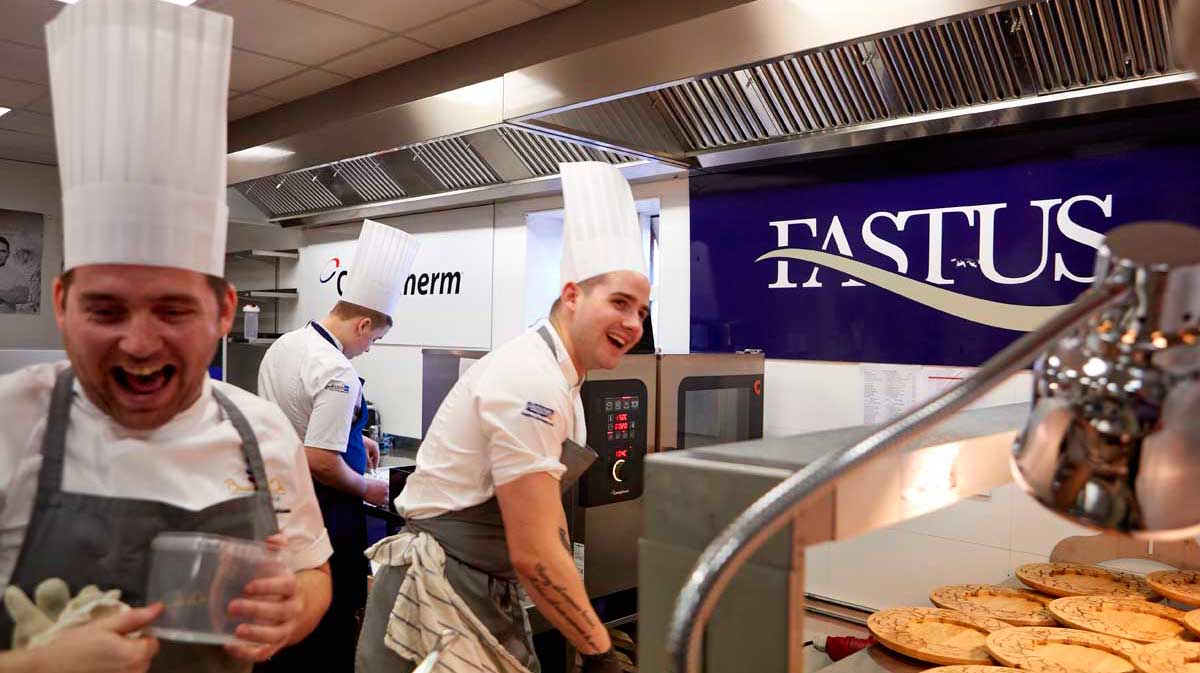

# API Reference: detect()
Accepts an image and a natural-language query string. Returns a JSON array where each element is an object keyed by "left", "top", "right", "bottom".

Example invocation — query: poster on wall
[
  {"left": 689, "top": 145, "right": 1200, "bottom": 366},
  {"left": 0, "top": 209, "right": 44, "bottom": 314},
  {"left": 296, "top": 208, "right": 494, "bottom": 349}
]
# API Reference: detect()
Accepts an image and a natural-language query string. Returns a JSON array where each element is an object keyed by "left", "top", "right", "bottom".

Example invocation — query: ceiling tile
[
  {"left": 0, "top": 128, "right": 54, "bottom": 154},
  {"left": 523, "top": 0, "right": 584, "bottom": 10},
  {"left": 407, "top": 0, "right": 545, "bottom": 50},
  {"left": 0, "top": 41, "right": 49, "bottom": 85},
  {"left": 322, "top": 35, "right": 434, "bottom": 79},
  {"left": 206, "top": 0, "right": 390, "bottom": 66},
  {"left": 253, "top": 69, "right": 349, "bottom": 103},
  {"left": 0, "top": 0, "right": 63, "bottom": 49},
  {"left": 290, "top": 0, "right": 483, "bottom": 34},
  {"left": 22, "top": 93, "right": 52, "bottom": 115},
  {"left": 0, "top": 109, "right": 52, "bottom": 136},
  {"left": 229, "top": 93, "right": 282, "bottom": 120},
  {"left": 0, "top": 77, "right": 46, "bottom": 109},
  {"left": 230, "top": 48, "right": 305, "bottom": 92}
]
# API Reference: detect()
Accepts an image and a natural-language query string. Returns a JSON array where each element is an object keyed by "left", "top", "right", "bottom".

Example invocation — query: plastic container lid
[{"left": 242, "top": 304, "right": 260, "bottom": 313}]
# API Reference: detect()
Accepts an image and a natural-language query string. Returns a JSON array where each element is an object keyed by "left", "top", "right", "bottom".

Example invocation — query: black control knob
[{"left": 611, "top": 459, "right": 626, "bottom": 483}]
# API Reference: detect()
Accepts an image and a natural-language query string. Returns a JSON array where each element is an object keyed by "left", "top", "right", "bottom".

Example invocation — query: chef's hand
[
  {"left": 363, "top": 477, "right": 389, "bottom": 508},
  {"left": 364, "top": 436, "right": 380, "bottom": 471},
  {"left": 580, "top": 648, "right": 624, "bottom": 673},
  {"left": 225, "top": 534, "right": 301, "bottom": 662},
  {"left": 47, "top": 604, "right": 163, "bottom": 673}
]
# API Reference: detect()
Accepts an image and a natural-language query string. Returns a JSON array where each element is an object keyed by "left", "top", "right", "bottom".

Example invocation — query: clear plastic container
[
  {"left": 145, "top": 532, "right": 286, "bottom": 645},
  {"left": 242, "top": 305, "right": 260, "bottom": 340}
]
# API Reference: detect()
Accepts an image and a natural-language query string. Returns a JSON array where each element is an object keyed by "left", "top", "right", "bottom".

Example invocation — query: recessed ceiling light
[
  {"left": 0, "top": 108, "right": 10, "bottom": 118},
  {"left": 229, "top": 146, "right": 295, "bottom": 161},
  {"left": 56, "top": 0, "right": 199, "bottom": 5}
]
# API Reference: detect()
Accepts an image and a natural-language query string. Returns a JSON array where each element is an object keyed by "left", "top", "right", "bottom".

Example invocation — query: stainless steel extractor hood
[
  {"left": 512, "top": 0, "right": 1195, "bottom": 167},
  {"left": 229, "top": 0, "right": 1196, "bottom": 225}
]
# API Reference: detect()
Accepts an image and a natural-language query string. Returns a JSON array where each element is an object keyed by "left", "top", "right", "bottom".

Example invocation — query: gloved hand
[{"left": 580, "top": 648, "right": 624, "bottom": 673}]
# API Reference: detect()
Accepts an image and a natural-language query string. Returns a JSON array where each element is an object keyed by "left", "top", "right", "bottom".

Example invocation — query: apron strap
[
  {"left": 35, "top": 367, "right": 76, "bottom": 494},
  {"left": 536, "top": 325, "right": 557, "bottom": 358},
  {"left": 212, "top": 387, "right": 279, "bottom": 529}
]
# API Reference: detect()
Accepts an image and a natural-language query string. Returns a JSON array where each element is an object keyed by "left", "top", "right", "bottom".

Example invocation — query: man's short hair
[
  {"left": 549, "top": 273, "right": 609, "bottom": 317},
  {"left": 330, "top": 300, "right": 394, "bottom": 328},
  {"left": 59, "top": 269, "right": 231, "bottom": 311}
]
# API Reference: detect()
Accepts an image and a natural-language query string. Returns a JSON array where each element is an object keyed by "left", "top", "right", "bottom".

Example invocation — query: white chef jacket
[
  {"left": 397, "top": 321, "right": 586, "bottom": 520},
  {"left": 0, "top": 361, "right": 333, "bottom": 588},
  {"left": 257, "top": 323, "right": 362, "bottom": 453}
]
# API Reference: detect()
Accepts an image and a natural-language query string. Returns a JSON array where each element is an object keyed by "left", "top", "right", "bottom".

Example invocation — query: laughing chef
[
  {"left": 257, "top": 219, "right": 419, "bottom": 671},
  {"left": 0, "top": 1, "right": 332, "bottom": 671},
  {"left": 356, "top": 162, "right": 649, "bottom": 673}
]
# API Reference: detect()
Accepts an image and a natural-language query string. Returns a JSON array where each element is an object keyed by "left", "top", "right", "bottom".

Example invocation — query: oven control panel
[{"left": 579, "top": 379, "right": 647, "bottom": 506}]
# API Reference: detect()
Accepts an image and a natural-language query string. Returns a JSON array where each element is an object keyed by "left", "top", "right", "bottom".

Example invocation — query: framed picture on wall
[{"left": 0, "top": 208, "right": 45, "bottom": 314}]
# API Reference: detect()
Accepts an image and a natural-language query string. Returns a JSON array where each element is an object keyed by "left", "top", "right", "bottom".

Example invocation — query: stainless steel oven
[
  {"left": 658, "top": 353, "right": 765, "bottom": 453},
  {"left": 574, "top": 353, "right": 657, "bottom": 601}
]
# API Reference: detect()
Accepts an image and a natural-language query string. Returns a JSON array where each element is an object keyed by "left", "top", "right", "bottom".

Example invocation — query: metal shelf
[
  {"left": 226, "top": 249, "right": 298, "bottom": 261},
  {"left": 238, "top": 289, "right": 297, "bottom": 300}
]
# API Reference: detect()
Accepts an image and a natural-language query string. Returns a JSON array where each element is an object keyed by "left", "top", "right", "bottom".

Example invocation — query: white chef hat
[
  {"left": 341, "top": 220, "right": 421, "bottom": 319},
  {"left": 559, "top": 162, "right": 648, "bottom": 287},
  {"left": 46, "top": 0, "right": 233, "bottom": 276}
]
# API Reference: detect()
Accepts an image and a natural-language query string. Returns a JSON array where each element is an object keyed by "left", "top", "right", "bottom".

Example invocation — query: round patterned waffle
[
  {"left": 1146, "top": 571, "right": 1200, "bottom": 607},
  {"left": 1016, "top": 563, "right": 1160, "bottom": 600},
  {"left": 1048, "top": 595, "right": 1193, "bottom": 643},
  {"left": 867, "top": 607, "right": 1010, "bottom": 666},
  {"left": 931, "top": 585, "right": 1057, "bottom": 626},
  {"left": 986, "top": 626, "right": 1141, "bottom": 673},
  {"left": 1129, "top": 639, "right": 1200, "bottom": 673}
]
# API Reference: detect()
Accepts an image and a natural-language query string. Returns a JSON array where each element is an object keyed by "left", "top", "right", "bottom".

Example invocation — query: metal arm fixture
[{"left": 666, "top": 222, "right": 1200, "bottom": 673}]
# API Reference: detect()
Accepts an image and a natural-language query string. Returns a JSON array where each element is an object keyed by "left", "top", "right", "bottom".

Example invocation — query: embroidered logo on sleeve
[
  {"left": 324, "top": 380, "right": 350, "bottom": 393},
  {"left": 521, "top": 401, "right": 556, "bottom": 426}
]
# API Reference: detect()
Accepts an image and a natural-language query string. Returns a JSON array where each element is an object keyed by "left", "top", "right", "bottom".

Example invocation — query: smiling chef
[
  {"left": 356, "top": 162, "right": 649, "bottom": 673},
  {"left": 0, "top": 1, "right": 332, "bottom": 672}
]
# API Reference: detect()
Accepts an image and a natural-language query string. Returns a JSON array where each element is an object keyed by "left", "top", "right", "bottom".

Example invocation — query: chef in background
[
  {"left": 258, "top": 219, "right": 419, "bottom": 671},
  {"left": 356, "top": 162, "right": 648, "bottom": 673},
  {"left": 0, "top": 1, "right": 333, "bottom": 671}
]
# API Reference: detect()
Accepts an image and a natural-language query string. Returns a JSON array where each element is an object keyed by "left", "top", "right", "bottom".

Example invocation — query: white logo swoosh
[{"left": 756, "top": 249, "right": 1073, "bottom": 331}]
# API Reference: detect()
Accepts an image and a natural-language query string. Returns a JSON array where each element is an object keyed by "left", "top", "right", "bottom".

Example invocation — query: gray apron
[
  {"left": 0, "top": 368, "right": 279, "bottom": 673},
  {"left": 356, "top": 326, "right": 596, "bottom": 673}
]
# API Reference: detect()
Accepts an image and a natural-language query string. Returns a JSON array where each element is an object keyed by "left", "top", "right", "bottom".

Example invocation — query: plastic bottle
[{"left": 243, "top": 304, "right": 260, "bottom": 340}]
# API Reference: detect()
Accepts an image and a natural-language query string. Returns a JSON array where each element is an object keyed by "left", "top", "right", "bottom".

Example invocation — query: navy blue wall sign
[{"left": 690, "top": 145, "right": 1200, "bottom": 365}]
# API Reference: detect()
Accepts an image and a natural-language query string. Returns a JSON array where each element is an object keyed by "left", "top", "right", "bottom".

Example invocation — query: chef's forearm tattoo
[
  {"left": 526, "top": 561, "right": 599, "bottom": 651},
  {"left": 558, "top": 527, "right": 571, "bottom": 555}
]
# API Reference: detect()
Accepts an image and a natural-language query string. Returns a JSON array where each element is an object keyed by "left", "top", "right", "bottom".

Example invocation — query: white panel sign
[{"left": 296, "top": 206, "right": 494, "bottom": 349}]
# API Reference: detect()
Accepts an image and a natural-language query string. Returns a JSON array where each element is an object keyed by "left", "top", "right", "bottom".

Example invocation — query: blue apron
[{"left": 257, "top": 322, "right": 370, "bottom": 672}]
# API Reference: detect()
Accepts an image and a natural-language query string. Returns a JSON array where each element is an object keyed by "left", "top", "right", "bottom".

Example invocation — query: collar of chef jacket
[
  {"left": 536, "top": 320, "right": 581, "bottom": 390},
  {"left": 308, "top": 320, "right": 344, "bottom": 354}
]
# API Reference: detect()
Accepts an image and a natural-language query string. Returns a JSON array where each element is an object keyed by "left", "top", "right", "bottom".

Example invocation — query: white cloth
[
  {"left": 559, "top": 162, "right": 647, "bottom": 286},
  {"left": 258, "top": 324, "right": 362, "bottom": 453},
  {"left": 0, "top": 361, "right": 332, "bottom": 588},
  {"left": 47, "top": 0, "right": 232, "bottom": 276},
  {"left": 397, "top": 322, "right": 585, "bottom": 519},
  {"left": 342, "top": 219, "right": 421, "bottom": 318},
  {"left": 365, "top": 532, "right": 531, "bottom": 673}
]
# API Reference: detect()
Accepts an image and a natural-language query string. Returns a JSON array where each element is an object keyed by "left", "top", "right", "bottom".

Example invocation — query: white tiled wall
[{"left": 805, "top": 483, "right": 1102, "bottom": 610}]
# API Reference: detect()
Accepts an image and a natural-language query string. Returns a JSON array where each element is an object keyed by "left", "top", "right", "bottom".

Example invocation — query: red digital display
[
  {"left": 615, "top": 449, "right": 628, "bottom": 458},
  {"left": 614, "top": 412, "right": 628, "bottom": 422},
  {"left": 613, "top": 422, "right": 629, "bottom": 431}
]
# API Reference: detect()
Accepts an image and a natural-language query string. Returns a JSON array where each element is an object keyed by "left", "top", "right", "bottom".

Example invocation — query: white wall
[{"left": 0, "top": 159, "right": 63, "bottom": 349}]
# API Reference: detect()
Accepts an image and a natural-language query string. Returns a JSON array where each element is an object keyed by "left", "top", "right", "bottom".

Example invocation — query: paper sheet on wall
[
  {"left": 916, "top": 366, "right": 971, "bottom": 404},
  {"left": 862, "top": 364, "right": 916, "bottom": 425}
]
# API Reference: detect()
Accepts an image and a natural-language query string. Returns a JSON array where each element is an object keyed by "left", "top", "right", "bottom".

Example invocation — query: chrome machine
[{"left": 658, "top": 353, "right": 766, "bottom": 453}]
